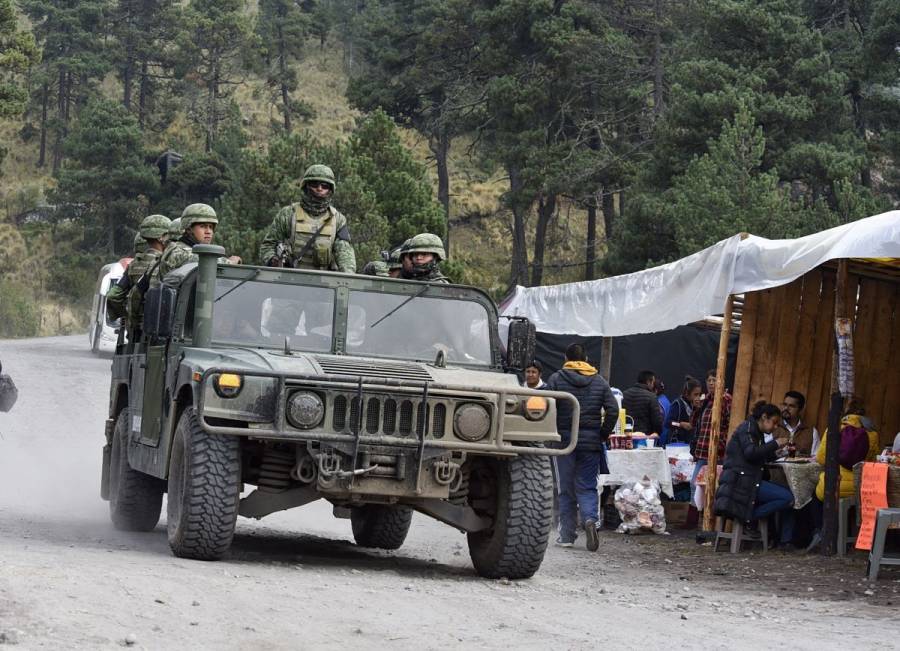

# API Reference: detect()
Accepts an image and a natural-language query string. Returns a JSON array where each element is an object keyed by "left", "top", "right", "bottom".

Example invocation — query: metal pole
[{"left": 703, "top": 294, "right": 734, "bottom": 532}]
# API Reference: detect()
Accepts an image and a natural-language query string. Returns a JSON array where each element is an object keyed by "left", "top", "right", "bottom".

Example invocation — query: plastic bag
[{"left": 614, "top": 475, "right": 667, "bottom": 534}]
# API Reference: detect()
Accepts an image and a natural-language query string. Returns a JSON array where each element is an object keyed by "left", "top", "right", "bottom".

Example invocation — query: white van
[{"left": 88, "top": 259, "right": 132, "bottom": 354}]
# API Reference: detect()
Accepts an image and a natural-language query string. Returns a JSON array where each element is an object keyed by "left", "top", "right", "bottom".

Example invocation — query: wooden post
[
  {"left": 822, "top": 259, "right": 850, "bottom": 555},
  {"left": 598, "top": 337, "right": 613, "bottom": 380},
  {"left": 703, "top": 294, "right": 734, "bottom": 531}
]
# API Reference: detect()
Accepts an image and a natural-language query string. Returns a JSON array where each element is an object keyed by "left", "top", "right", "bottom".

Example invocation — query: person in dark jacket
[
  {"left": 714, "top": 401, "right": 796, "bottom": 548},
  {"left": 545, "top": 343, "right": 619, "bottom": 551},
  {"left": 622, "top": 370, "right": 663, "bottom": 435},
  {"left": 664, "top": 376, "right": 702, "bottom": 446}
]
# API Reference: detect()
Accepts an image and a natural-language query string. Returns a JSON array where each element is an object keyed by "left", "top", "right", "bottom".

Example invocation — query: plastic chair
[
  {"left": 714, "top": 516, "right": 769, "bottom": 553},
  {"left": 837, "top": 496, "right": 858, "bottom": 558},
  {"left": 867, "top": 508, "right": 900, "bottom": 581}
]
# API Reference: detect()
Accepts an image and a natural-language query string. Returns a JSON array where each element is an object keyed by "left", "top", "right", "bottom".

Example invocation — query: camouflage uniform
[
  {"left": 400, "top": 233, "right": 450, "bottom": 283},
  {"left": 258, "top": 164, "right": 356, "bottom": 273},
  {"left": 107, "top": 214, "right": 171, "bottom": 323}
]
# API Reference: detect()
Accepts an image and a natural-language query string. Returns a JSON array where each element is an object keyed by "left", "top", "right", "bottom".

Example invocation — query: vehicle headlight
[
  {"left": 524, "top": 396, "right": 548, "bottom": 421},
  {"left": 287, "top": 390, "right": 325, "bottom": 429},
  {"left": 453, "top": 403, "right": 491, "bottom": 442},
  {"left": 214, "top": 373, "right": 243, "bottom": 398}
]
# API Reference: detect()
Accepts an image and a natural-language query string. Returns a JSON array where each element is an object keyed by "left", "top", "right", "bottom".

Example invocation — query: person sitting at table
[
  {"left": 772, "top": 390, "right": 819, "bottom": 457},
  {"left": 714, "top": 401, "right": 797, "bottom": 550},
  {"left": 804, "top": 399, "right": 880, "bottom": 552},
  {"left": 664, "top": 376, "right": 702, "bottom": 446}
]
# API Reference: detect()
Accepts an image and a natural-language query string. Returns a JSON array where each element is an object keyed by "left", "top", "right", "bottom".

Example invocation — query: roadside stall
[{"left": 502, "top": 211, "right": 900, "bottom": 542}]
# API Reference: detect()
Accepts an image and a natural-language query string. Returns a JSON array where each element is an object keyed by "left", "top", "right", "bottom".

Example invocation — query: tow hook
[{"left": 433, "top": 459, "right": 460, "bottom": 486}]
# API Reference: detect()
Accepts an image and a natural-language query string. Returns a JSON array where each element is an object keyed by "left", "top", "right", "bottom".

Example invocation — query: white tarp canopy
[{"left": 500, "top": 210, "right": 900, "bottom": 337}]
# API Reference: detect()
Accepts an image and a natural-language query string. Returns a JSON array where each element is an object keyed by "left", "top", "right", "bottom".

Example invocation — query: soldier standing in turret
[
  {"left": 399, "top": 234, "right": 450, "bottom": 283},
  {"left": 258, "top": 164, "right": 356, "bottom": 273}
]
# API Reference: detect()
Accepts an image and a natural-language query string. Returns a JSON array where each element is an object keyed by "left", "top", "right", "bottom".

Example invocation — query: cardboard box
[{"left": 663, "top": 501, "right": 691, "bottom": 528}]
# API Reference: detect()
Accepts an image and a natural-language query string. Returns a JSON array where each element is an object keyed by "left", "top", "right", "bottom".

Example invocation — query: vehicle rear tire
[
  {"left": 350, "top": 504, "right": 413, "bottom": 550},
  {"left": 466, "top": 453, "right": 553, "bottom": 580},
  {"left": 167, "top": 407, "right": 241, "bottom": 560},
  {"left": 90, "top": 324, "right": 101, "bottom": 354},
  {"left": 109, "top": 409, "right": 164, "bottom": 531}
]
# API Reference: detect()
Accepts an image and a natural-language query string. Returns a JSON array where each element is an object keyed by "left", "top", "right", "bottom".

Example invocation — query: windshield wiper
[
  {"left": 214, "top": 268, "right": 261, "bottom": 303},
  {"left": 370, "top": 284, "right": 430, "bottom": 328}
]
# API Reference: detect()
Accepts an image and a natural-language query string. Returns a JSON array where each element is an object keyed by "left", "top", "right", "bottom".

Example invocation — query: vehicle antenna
[{"left": 283, "top": 336, "right": 292, "bottom": 356}]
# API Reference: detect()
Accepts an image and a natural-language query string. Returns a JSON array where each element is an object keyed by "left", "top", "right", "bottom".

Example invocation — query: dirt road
[{"left": 0, "top": 336, "right": 897, "bottom": 649}]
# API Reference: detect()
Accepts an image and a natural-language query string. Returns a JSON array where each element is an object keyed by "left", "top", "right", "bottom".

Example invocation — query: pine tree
[
  {"left": 21, "top": 0, "right": 113, "bottom": 172},
  {"left": 111, "top": 0, "right": 182, "bottom": 129},
  {"left": 53, "top": 97, "right": 159, "bottom": 254},
  {"left": 255, "top": 0, "right": 310, "bottom": 133},
  {"left": 178, "top": 0, "right": 251, "bottom": 151},
  {"left": 0, "top": 0, "right": 39, "bottom": 171},
  {"left": 348, "top": 0, "right": 477, "bottom": 254}
]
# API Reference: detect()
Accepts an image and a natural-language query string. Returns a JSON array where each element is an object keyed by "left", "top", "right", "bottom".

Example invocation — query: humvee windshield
[
  {"left": 209, "top": 276, "right": 493, "bottom": 365},
  {"left": 346, "top": 290, "right": 492, "bottom": 366},
  {"left": 212, "top": 278, "right": 335, "bottom": 352}
]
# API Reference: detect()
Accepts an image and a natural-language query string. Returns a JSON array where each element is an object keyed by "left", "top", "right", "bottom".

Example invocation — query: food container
[{"left": 609, "top": 434, "right": 633, "bottom": 450}]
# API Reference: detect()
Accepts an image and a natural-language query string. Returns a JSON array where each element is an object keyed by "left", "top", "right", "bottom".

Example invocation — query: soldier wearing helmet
[
  {"left": 106, "top": 214, "right": 171, "bottom": 325},
  {"left": 258, "top": 164, "right": 356, "bottom": 273},
  {"left": 387, "top": 246, "right": 403, "bottom": 278},
  {"left": 155, "top": 204, "right": 241, "bottom": 279},
  {"left": 399, "top": 233, "right": 449, "bottom": 283},
  {"left": 133, "top": 232, "right": 148, "bottom": 255},
  {"left": 361, "top": 260, "right": 390, "bottom": 277}
]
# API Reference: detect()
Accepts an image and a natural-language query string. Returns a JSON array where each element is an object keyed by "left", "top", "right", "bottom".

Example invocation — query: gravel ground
[{"left": 0, "top": 336, "right": 898, "bottom": 650}]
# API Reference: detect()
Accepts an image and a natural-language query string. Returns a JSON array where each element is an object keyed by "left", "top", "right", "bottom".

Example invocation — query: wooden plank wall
[{"left": 731, "top": 268, "right": 899, "bottom": 446}]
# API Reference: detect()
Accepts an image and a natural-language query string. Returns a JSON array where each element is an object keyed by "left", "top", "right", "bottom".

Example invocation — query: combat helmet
[
  {"left": 387, "top": 246, "right": 403, "bottom": 271},
  {"left": 133, "top": 232, "right": 148, "bottom": 254},
  {"left": 168, "top": 217, "right": 182, "bottom": 239},
  {"left": 139, "top": 214, "right": 171, "bottom": 241},
  {"left": 401, "top": 233, "right": 445, "bottom": 262},
  {"left": 301, "top": 164, "right": 336, "bottom": 190},
  {"left": 181, "top": 203, "right": 218, "bottom": 228}
]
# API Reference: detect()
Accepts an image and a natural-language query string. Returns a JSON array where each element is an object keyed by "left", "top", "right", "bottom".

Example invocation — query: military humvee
[{"left": 101, "top": 245, "right": 579, "bottom": 579}]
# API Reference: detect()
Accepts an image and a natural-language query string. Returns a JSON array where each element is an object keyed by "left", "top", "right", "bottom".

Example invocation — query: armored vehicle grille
[
  {"left": 328, "top": 392, "right": 457, "bottom": 439},
  {"left": 315, "top": 357, "right": 433, "bottom": 381}
]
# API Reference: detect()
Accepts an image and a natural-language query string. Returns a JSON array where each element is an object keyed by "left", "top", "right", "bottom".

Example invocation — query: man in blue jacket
[{"left": 546, "top": 343, "right": 619, "bottom": 551}]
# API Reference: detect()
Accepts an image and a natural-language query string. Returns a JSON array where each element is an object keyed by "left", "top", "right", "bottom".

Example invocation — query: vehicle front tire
[
  {"left": 466, "top": 453, "right": 553, "bottom": 580},
  {"left": 109, "top": 409, "right": 164, "bottom": 531},
  {"left": 350, "top": 504, "right": 413, "bottom": 550},
  {"left": 167, "top": 407, "right": 241, "bottom": 560}
]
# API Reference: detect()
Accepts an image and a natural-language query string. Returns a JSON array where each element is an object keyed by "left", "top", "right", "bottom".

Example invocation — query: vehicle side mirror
[
  {"left": 143, "top": 285, "right": 177, "bottom": 339},
  {"left": 505, "top": 317, "right": 536, "bottom": 371}
]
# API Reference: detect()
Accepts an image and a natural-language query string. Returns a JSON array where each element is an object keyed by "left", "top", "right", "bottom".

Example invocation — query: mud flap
[{"left": 100, "top": 443, "right": 111, "bottom": 500}]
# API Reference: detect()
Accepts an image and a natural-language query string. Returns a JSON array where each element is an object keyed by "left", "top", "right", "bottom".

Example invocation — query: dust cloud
[{"left": 0, "top": 336, "right": 111, "bottom": 520}]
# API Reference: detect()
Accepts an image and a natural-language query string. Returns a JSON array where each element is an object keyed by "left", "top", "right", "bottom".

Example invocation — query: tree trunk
[
  {"left": 585, "top": 198, "right": 597, "bottom": 281},
  {"left": 38, "top": 83, "right": 48, "bottom": 168},
  {"left": 531, "top": 193, "right": 556, "bottom": 287},
  {"left": 52, "top": 67, "right": 67, "bottom": 174},
  {"left": 602, "top": 190, "right": 615, "bottom": 242},
  {"left": 123, "top": 61, "right": 133, "bottom": 110},
  {"left": 508, "top": 165, "right": 529, "bottom": 288},
  {"left": 430, "top": 131, "right": 451, "bottom": 254},
  {"left": 108, "top": 211, "right": 116, "bottom": 256},
  {"left": 138, "top": 59, "right": 149, "bottom": 129},
  {"left": 652, "top": 0, "right": 665, "bottom": 118},
  {"left": 277, "top": 23, "right": 291, "bottom": 132},
  {"left": 206, "top": 60, "right": 218, "bottom": 152}
]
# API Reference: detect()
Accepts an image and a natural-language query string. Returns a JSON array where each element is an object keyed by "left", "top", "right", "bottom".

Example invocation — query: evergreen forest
[{"left": 0, "top": 0, "right": 898, "bottom": 337}]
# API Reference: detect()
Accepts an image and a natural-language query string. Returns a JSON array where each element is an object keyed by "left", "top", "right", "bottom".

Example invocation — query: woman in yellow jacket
[{"left": 806, "top": 404, "right": 879, "bottom": 551}]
